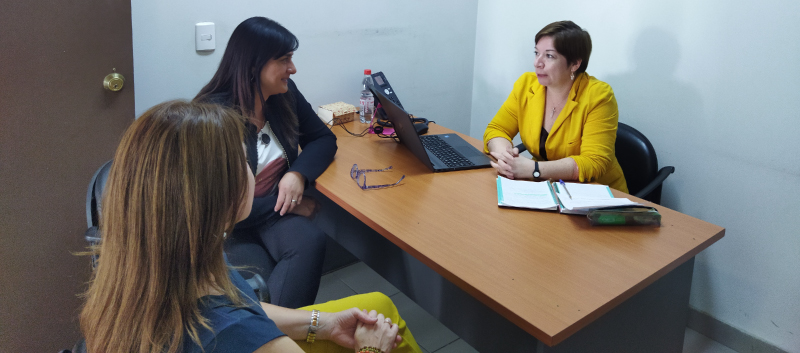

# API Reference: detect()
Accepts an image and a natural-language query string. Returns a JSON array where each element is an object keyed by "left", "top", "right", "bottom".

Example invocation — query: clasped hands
[
  {"left": 490, "top": 146, "right": 535, "bottom": 180},
  {"left": 320, "top": 308, "right": 401, "bottom": 352}
]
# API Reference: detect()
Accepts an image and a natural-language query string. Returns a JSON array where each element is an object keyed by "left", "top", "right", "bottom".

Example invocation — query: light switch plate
[{"left": 195, "top": 22, "right": 215, "bottom": 51}]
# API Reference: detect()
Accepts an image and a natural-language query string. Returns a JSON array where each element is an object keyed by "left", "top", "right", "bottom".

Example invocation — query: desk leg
[{"left": 316, "top": 192, "right": 693, "bottom": 353}]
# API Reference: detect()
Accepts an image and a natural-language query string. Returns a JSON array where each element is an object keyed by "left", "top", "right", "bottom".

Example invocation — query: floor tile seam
[
  {"left": 326, "top": 262, "right": 361, "bottom": 280},
  {"left": 336, "top": 264, "right": 401, "bottom": 297},
  {"left": 429, "top": 337, "right": 462, "bottom": 353},
  {"left": 336, "top": 276, "right": 362, "bottom": 294}
]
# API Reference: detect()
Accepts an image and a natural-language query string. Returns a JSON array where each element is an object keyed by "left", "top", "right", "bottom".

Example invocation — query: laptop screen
[{"left": 369, "top": 85, "right": 435, "bottom": 170}]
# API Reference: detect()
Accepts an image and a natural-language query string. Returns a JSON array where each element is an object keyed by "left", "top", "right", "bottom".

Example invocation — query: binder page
[
  {"left": 554, "top": 182, "right": 638, "bottom": 211},
  {"left": 497, "top": 177, "right": 558, "bottom": 210},
  {"left": 559, "top": 183, "right": 614, "bottom": 199},
  {"left": 560, "top": 197, "right": 637, "bottom": 210}
]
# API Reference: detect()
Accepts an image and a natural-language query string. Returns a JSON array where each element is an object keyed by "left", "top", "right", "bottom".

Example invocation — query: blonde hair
[{"left": 80, "top": 100, "right": 249, "bottom": 353}]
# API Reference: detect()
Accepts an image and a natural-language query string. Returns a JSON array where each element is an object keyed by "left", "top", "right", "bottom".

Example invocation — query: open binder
[{"left": 496, "top": 176, "right": 640, "bottom": 215}]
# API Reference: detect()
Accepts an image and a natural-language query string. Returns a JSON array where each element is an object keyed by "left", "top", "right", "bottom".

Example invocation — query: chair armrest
[
  {"left": 84, "top": 227, "right": 101, "bottom": 244},
  {"left": 634, "top": 166, "right": 675, "bottom": 199},
  {"left": 245, "top": 273, "right": 270, "bottom": 303},
  {"left": 71, "top": 338, "right": 87, "bottom": 353}
]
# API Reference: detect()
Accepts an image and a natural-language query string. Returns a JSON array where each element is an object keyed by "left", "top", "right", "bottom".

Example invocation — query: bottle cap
[{"left": 364, "top": 69, "right": 372, "bottom": 75}]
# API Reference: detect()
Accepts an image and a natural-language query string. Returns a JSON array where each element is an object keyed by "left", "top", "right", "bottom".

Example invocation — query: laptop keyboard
[{"left": 420, "top": 135, "right": 475, "bottom": 168}]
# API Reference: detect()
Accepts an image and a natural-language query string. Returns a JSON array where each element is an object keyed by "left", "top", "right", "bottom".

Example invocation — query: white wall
[
  {"left": 471, "top": 1, "right": 800, "bottom": 351},
  {"left": 132, "top": 0, "right": 478, "bottom": 134}
]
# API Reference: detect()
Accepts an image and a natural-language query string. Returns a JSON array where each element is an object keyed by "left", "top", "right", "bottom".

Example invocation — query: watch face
[{"left": 533, "top": 171, "right": 540, "bottom": 178}]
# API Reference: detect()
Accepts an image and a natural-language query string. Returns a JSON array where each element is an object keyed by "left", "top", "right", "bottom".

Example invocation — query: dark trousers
[{"left": 225, "top": 214, "right": 327, "bottom": 309}]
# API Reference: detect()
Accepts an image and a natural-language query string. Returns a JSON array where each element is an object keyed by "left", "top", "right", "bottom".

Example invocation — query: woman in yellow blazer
[{"left": 484, "top": 21, "right": 628, "bottom": 193}]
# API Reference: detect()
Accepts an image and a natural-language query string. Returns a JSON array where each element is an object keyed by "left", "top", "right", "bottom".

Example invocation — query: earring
[{"left": 570, "top": 72, "right": 575, "bottom": 81}]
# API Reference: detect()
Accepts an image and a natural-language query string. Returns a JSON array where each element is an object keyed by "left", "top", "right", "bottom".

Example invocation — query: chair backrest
[
  {"left": 81, "top": 159, "right": 270, "bottom": 302},
  {"left": 615, "top": 123, "right": 660, "bottom": 199},
  {"left": 84, "top": 160, "right": 112, "bottom": 267},
  {"left": 86, "top": 160, "right": 113, "bottom": 229}
]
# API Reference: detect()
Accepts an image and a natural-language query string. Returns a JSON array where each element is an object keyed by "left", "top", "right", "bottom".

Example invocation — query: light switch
[{"left": 195, "top": 22, "right": 215, "bottom": 51}]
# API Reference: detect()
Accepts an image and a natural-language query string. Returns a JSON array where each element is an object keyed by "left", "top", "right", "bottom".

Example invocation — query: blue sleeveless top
[{"left": 183, "top": 267, "right": 285, "bottom": 353}]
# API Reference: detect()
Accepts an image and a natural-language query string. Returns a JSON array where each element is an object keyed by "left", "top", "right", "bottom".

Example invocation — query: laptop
[{"left": 369, "top": 85, "right": 492, "bottom": 172}]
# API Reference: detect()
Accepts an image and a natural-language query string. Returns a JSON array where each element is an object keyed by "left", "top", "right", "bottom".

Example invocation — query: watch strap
[{"left": 306, "top": 309, "right": 320, "bottom": 343}]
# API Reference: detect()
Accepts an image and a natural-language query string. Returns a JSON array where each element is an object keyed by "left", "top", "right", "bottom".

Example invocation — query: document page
[
  {"left": 497, "top": 177, "right": 558, "bottom": 210},
  {"left": 554, "top": 182, "right": 638, "bottom": 212},
  {"left": 557, "top": 182, "right": 614, "bottom": 199}
]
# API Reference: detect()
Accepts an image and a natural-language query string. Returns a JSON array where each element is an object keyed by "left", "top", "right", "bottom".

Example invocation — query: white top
[
  {"left": 253, "top": 124, "right": 288, "bottom": 197},
  {"left": 256, "top": 124, "right": 285, "bottom": 175}
]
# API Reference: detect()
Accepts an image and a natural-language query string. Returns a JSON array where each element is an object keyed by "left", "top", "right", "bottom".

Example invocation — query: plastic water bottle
[{"left": 359, "top": 69, "right": 374, "bottom": 123}]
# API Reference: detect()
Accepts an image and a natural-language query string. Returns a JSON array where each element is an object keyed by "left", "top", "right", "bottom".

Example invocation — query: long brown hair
[
  {"left": 195, "top": 16, "right": 299, "bottom": 142},
  {"left": 80, "top": 100, "right": 249, "bottom": 353}
]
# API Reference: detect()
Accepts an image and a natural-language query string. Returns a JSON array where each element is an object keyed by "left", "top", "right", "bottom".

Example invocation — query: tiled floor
[{"left": 316, "top": 261, "right": 739, "bottom": 353}]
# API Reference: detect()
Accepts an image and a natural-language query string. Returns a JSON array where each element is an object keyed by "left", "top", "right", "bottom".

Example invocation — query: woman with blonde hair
[{"left": 79, "top": 100, "right": 421, "bottom": 353}]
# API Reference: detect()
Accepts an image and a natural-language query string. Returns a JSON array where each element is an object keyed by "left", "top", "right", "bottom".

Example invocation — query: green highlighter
[{"left": 587, "top": 206, "right": 661, "bottom": 226}]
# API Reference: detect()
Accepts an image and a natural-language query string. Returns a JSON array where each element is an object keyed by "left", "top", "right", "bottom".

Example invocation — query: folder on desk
[{"left": 496, "top": 176, "right": 639, "bottom": 215}]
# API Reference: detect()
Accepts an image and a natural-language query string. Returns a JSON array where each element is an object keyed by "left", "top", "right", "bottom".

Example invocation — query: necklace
[
  {"left": 548, "top": 100, "right": 566, "bottom": 121},
  {"left": 545, "top": 94, "right": 568, "bottom": 132}
]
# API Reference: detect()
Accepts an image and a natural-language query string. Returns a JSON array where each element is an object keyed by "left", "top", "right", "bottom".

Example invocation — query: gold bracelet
[
  {"left": 306, "top": 309, "right": 320, "bottom": 343},
  {"left": 357, "top": 347, "right": 384, "bottom": 353}
]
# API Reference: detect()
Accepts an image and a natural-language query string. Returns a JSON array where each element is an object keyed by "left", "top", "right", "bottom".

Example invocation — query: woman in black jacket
[{"left": 195, "top": 16, "right": 337, "bottom": 308}]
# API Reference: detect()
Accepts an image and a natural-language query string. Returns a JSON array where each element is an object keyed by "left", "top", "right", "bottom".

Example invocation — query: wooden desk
[{"left": 316, "top": 121, "right": 724, "bottom": 351}]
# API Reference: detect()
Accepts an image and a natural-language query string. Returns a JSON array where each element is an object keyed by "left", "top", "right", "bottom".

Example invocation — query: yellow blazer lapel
[
  {"left": 549, "top": 73, "right": 586, "bottom": 136},
  {"left": 523, "top": 83, "right": 546, "bottom": 156},
  {"left": 551, "top": 100, "right": 577, "bottom": 136}
]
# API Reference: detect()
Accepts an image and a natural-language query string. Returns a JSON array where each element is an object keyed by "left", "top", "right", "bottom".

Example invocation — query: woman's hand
[
  {"left": 486, "top": 137, "right": 514, "bottom": 155},
  {"left": 314, "top": 308, "right": 396, "bottom": 349},
  {"left": 275, "top": 172, "right": 306, "bottom": 216},
  {"left": 490, "top": 148, "right": 531, "bottom": 180},
  {"left": 354, "top": 310, "right": 401, "bottom": 353}
]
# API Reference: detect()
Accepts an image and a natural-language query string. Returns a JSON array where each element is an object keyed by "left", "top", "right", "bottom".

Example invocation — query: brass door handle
[{"left": 103, "top": 71, "right": 125, "bottom": 92}]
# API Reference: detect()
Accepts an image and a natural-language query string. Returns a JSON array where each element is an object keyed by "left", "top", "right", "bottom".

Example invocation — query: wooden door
[{"left": 0, "top": 1, "right": 134, "bottom": 351}]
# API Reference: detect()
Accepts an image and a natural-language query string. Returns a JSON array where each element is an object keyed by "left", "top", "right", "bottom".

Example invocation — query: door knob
[{"left": 103, "top": 71, "right": 125, "bottom": 92}]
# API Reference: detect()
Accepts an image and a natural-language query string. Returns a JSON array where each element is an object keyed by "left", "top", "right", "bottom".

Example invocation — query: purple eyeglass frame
[{"left": 350, "top": 164, "right": 405, "bottom": 190}]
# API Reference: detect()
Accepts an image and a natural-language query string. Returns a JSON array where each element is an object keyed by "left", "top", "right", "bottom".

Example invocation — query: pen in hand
[{"left": 559, "top": 179, "right": 573, "bottom": 199}]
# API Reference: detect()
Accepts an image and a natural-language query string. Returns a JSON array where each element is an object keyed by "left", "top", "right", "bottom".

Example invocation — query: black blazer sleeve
[{"left": 286, "top": 80, "right": 338, "bottom": 185}]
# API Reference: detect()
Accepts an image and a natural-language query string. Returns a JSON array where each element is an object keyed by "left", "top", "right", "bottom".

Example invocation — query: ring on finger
[
  {"left": 291, "top": 199, "right": 297, "bottom": 203},
  {"left": 384, "top": 318, "right": 391, "bottom": 323}
]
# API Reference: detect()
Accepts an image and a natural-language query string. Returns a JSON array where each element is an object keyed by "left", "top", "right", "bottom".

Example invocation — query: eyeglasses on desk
[{"left": 350, "top": 164, "right": 405, "bottom": 190}]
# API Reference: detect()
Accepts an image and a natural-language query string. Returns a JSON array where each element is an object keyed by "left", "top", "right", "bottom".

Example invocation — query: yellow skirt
[{"left": 296, "top": 292, "right": 423, "bottom": 353}]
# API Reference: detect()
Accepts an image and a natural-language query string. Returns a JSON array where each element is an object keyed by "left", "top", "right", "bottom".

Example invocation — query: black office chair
[
  {"left": 84, "top": 160, "right": 112, "bottom": 266},
  {"left": 615, "top": 122, "right": 674, "bottom": 204},
  {"left": 82, "top": 160, "right": 269, "bottom": 300}
]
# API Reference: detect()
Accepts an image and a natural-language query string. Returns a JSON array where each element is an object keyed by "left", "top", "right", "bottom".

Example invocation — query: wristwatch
[
  {"left": 533, "top": 161, "right": 541, "bottom": 179},
  {"left": 306, "top": 309, "right": 320, "bottom": 343}
]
